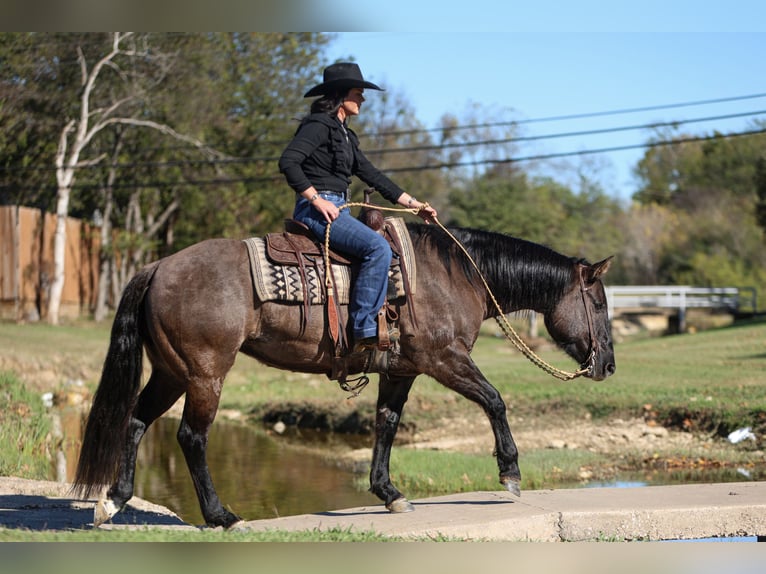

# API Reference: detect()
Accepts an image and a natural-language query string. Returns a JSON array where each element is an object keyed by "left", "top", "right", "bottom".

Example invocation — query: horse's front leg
[
  {"left": 429, "top": 353, "right": 522, "bottom": 497},
  {"left": 369, "top": 374, "right": 416, "bottom": 513}
]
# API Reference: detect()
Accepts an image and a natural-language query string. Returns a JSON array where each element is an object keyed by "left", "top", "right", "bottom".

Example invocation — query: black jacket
[{"left": 278, "top": 113, "right": 405, "bottom": 204}]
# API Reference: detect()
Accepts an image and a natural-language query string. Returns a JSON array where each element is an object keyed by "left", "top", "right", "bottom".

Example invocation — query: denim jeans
[{"left": 293, "top": 192, "right": 392, "bottom": 340}]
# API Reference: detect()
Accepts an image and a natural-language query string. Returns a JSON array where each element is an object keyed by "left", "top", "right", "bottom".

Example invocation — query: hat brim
[{"left": 304, "top": 79, "right": 384, "bottom": 98}]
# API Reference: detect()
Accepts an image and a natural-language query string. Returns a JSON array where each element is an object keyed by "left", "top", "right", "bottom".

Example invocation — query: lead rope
[{"left": 324, "top": 202, "right": 589, "bottom": 381}]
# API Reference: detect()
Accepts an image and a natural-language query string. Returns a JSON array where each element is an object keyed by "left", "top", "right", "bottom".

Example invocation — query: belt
[{"left": 319, "top": 190, "right": 348, "bottom": 198}]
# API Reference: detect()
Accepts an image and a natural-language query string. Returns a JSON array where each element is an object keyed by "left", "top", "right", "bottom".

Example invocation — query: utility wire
[
  {"left": 364, "top": 109, "right": 766, "bottom": 156},
  {"left": 382, "top": 127, "right": 766, "bottom": 173},
  {"left": 5, "top": 109, "right": 766, "bottom": 175},
  {"left": 366, "top": 92, "right": 766, "bottom": 138},
  {"left": 6, "top": 128, "right": 765, "bottom": 193}
]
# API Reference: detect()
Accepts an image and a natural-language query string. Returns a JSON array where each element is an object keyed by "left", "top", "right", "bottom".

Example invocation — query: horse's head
[{"left": 544, "top": 256, "right": 616, "bottom": 381}]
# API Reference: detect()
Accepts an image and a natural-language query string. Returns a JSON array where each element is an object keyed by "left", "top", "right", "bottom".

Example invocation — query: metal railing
[{"left": 604, "top": 286, "right": 757, "bottom": 318}]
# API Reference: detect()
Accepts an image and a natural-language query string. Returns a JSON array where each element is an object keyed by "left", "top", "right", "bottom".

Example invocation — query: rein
[{"left": 324, "top": 202, "right": 594, "bottom": 381}]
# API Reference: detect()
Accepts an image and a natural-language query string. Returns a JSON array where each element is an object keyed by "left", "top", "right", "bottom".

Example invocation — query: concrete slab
[
  {"left": 2, "top": 477, "right": 765, "bottom": 540},
  {"left": 0, "top": 477, "right": 195, "bottom": 532},
  {"left": 237, "top": 481, "right": 766, "bottom": 541}
]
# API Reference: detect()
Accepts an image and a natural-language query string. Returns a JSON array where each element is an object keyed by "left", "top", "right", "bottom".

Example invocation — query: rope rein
[{"left": 324, "top": 201, "right": 590, "bottom": 381}]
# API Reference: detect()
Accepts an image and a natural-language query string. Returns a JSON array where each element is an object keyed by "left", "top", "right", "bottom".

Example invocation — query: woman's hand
[
  {"left": 310, "top": 196, "right": 341, "bottom": 223},
  {"left": 416, "top": 203, "right": 438, "bottom": 224},
  {"left": 399, "top": 194, "right": 438, "bottom": 224}
]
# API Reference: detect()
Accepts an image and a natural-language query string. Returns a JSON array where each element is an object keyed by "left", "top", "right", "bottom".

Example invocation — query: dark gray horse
[{"left": 74, "top": 223, "right": 615, "bottom": 527}]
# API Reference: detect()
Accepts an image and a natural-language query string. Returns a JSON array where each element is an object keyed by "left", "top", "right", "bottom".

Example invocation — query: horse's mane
[{"left": 407, "top": 223, "right": 580, "bottom": 311}]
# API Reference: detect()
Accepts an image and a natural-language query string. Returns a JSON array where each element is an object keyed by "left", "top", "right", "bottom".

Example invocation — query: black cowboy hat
[{"left": 303, "top": 62, "right": 384, "bottom": 98}]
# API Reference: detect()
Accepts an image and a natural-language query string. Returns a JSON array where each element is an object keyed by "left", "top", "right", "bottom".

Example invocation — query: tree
[
  {"left": 632, "top": 126, "right": 766, "bottom": 303},
  {"left": 448, "top": 165, "right": 624, "bottom": 265},
  {"left": 46, "top": 32, "right": 226, "bottom": 324}
]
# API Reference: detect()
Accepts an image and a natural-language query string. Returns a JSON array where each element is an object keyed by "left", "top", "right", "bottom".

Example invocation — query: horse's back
[{"left": 142, "top": 238, "right": 255, "bottom": 355}]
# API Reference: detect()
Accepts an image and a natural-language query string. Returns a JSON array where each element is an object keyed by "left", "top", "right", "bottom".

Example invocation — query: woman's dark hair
[{"left": 310, "top": 90, "right": 346, "bottom": 115}]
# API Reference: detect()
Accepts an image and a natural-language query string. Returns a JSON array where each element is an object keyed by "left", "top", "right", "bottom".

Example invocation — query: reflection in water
[
  {"left": 132, "top": 418, "right": 377, "bottom": 525},
  {"left": 57, "top": 410, "right": 377, "bottom": 526}
]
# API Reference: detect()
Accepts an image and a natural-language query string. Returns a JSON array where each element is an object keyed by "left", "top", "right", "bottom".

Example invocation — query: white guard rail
[{"left": 604, "top": 286, "right": 756, "bottom": 319}]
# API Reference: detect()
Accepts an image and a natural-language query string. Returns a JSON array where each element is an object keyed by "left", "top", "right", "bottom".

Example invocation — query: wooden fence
[{"left": 0, "top": 205, "right": 100, "bottom": 321}]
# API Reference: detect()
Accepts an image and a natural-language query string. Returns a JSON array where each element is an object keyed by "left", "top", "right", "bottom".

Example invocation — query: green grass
[
  {"left": 0, "top": 371, "right": 52, "bottom": 479},
  {"left": 227, "top": 318, "right": 766, "bottom": 438},
  {"left": 366, "top": 447, "right": 610, "bottom": 498},
  {"left": 0, "top": 526, "right": 456, "bottom": 542}
]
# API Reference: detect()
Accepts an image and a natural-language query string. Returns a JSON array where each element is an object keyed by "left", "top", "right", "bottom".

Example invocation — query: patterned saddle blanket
[{"left": 243, "top": 217, "right": 416, "bottom": 305}]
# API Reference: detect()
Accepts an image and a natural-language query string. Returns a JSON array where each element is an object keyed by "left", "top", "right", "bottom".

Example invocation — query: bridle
[{"left": 577, "top": 271, "right": 599, "bottom": 378}]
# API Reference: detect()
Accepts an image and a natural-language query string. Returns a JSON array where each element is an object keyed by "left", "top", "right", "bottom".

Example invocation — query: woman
[{"left": 278, "top": 62, "right": 437, "bottom": 353}]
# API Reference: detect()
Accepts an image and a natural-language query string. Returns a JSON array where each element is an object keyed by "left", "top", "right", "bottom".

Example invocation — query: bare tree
[{"left": 48, "top": 32, "right": 224, "bottom": 324}]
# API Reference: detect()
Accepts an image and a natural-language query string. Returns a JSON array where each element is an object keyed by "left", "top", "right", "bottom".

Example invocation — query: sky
[{"left": 323, "top": 26, "right": 766, "bottom": 201}]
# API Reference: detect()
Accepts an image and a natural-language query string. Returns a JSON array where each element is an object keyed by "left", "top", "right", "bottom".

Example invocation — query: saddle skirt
[{"left": 243, "top": 216, "right": 416, "bottom": 305}]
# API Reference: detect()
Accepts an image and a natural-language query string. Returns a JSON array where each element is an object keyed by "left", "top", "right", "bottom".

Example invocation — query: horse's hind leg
[
  {"left": 369, "top": 374, "right": 416, "bottom": 512},
  {"left": 177, "top": 376, "right": 240, "bottom": 528},
  {"left": 95, "top": 370, "right": 184, "bottom": 526}
]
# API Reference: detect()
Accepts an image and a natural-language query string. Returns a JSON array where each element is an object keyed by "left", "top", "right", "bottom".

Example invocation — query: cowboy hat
[{"left": 303, "top": 62, "right": 384, "bottom": 98}]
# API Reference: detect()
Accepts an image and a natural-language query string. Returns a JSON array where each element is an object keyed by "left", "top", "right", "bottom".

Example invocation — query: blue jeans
[{"left": 294, "top": 192, "right": 392, "bottom": 340}]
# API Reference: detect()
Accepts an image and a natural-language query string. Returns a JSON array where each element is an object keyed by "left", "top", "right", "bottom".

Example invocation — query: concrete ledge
[
  {"left": 2, "top": 477, "right": 764, "bottom": 540},
  {"left": 238, "top": 482, "right": 766, "bottom": 541}
]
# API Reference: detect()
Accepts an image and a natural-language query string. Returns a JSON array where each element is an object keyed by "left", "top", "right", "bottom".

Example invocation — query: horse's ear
[{"left": 589, "top": 256, "right": 614, "bottom": 281}]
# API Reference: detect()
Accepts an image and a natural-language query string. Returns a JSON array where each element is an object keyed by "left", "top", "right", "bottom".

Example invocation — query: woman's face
[{"left": 341, "top": 88, "right": 365, "bottom": 117}]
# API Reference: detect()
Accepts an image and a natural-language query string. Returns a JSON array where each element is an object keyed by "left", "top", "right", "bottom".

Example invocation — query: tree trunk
[
  {"left": 49, "top": 120, "right": 76, "bottom": 325},
  {"left": 94, "top": 137, "right": 122, "bottom": 322},
  {"left": 93, "top": 187, "right": 113, "bottom": 322},
  {"left": 47, "top": 187, "right": 70, "bottom": 325}
]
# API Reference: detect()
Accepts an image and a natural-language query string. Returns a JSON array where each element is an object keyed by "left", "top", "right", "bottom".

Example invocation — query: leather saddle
[
  {"left": 264, "top": 200, "right": 389, "bottom": 269},
  {"left": 265, "top": 219, "right": 353, "bottom": 267}
]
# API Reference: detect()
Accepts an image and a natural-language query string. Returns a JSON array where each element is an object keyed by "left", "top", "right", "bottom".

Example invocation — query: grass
[
  {"left": 0, "top": 371, "right": 52, "bottom": 479},
  {"left": 0, "top": 526, "right": 447, "bottom": 542},
  {"left": 366, "top": 447, "right": 610, "bottom": 498},
  {"left": 231, "top": 318, "right": 766, "bottom": 439}
]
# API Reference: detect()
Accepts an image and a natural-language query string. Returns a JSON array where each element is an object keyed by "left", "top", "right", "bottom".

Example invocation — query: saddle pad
[{"left": 244, "top": 216, "right": 416, "bottom": 305}]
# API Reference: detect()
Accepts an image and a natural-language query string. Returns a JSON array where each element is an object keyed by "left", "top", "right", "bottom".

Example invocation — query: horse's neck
[{"left": 478, "top": 248, "right": 570, "bottom": 318}]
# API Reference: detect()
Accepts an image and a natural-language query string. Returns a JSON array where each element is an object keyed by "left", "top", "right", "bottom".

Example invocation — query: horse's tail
[{"left": 72, "top": 261, "right": 160, "bottom": 499}]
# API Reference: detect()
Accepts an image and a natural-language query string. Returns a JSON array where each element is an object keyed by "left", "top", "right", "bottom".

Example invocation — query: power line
[
  {"left": 5, "top": 109, "right": 765, "bottom": 175},
  {"left": 381, "top": 128, "right": 766, "bottom": 173},
  {"left": 361, "top": 92, "right": 766, "bottom": 138},
  {"left": 5, "top": 128, "right": 765, "bottom": 194},
  {"left": 364, "top": 109, "right": 766, "bottom": 156}
]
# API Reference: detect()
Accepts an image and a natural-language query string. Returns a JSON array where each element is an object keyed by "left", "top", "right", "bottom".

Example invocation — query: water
[
  {"left": 58, "top": 412, "right": 378, "bottom": 526},
  {"left": 133, "top": 418, "right": 378, "bottom": 525}
]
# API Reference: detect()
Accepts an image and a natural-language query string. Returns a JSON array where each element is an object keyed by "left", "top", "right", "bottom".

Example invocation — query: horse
[{"left": 73, "top": 220, "right": 616, "bottom": 528}]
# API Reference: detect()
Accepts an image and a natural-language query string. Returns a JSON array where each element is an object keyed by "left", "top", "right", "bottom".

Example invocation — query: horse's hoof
[
  {"left": 386, "top": 497, "right": 415, "bottom": 513},
  {"left": 501, "top": 478, "right": 521, "bottom": 497},
  {"left": 226, "top": 520, "right": 249, "bottom": 532},
  {"left": 93, "top": 496, "right": 119, "bottom": 527}
]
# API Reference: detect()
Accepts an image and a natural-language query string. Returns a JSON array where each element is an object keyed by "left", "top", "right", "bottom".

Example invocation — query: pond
[{"left": 55, "top": 410, "right": 377, "bottom": 525}]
